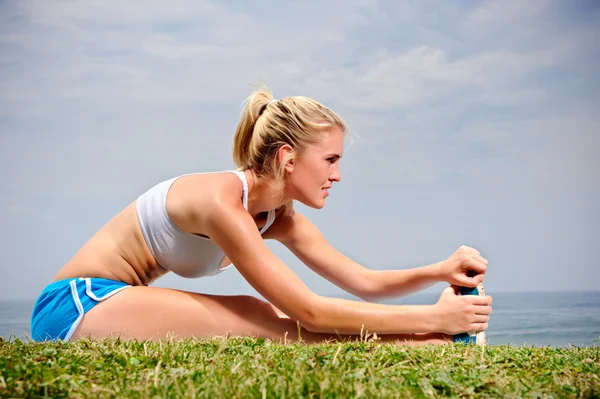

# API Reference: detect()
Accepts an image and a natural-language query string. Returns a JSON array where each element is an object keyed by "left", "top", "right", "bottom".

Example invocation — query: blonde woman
[{"left": 31, "top": 88, "right": 492, "bottom": 345}]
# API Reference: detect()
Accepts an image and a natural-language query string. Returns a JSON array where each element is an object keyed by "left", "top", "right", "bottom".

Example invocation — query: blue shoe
[{"left": 453, "top": 281, "right": 487, "bottom": 346}]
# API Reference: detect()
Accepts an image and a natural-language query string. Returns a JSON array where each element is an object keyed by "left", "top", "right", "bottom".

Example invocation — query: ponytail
[{"left": 232, "top": 87, "right": 274, "bottom": 170}]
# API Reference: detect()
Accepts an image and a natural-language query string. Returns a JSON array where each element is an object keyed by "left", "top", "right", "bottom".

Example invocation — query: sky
[{"left": 0, "top": 0, "right": 598, "bottom": 302}]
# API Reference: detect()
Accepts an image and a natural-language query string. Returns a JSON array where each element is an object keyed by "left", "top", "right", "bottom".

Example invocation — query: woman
[{"left": 31, "top": 87, "right": 492, "bottom": 345}]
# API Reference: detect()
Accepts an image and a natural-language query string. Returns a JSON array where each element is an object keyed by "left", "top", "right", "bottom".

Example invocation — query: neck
[{"left": 244, "top": 169, "right": 290, "bottom": 216}]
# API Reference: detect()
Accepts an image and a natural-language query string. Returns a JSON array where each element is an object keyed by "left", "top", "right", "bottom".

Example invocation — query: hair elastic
[{"left": 258, "top": 99, "right": 278, "bottom": 117}]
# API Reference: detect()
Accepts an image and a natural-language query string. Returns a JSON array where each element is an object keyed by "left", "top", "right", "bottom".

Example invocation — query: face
[{"left": 283, "top": 126, "right": 344, "bottom": 209}]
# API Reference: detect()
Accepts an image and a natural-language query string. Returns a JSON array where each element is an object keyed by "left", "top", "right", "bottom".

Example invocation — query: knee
[
  {"left": 239, "top": 295, "right": 270, "bottom": 308},
  {"left": 238, "top": 295, "right": 278, "bottom": 317}
]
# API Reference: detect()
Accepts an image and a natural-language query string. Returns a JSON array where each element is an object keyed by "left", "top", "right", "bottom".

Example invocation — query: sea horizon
[{"left": 2, "top": 290, "right": 599, "bottom": 348}]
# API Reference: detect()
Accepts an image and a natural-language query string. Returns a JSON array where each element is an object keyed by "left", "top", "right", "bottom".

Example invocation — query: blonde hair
[{"left": 232, "top": 85, "right": 346, "bottom": 216}]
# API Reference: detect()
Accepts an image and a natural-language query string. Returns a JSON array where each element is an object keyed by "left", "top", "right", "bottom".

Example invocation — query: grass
[{"left": 1, "top": 336, "right": 599, "bottom": 398}]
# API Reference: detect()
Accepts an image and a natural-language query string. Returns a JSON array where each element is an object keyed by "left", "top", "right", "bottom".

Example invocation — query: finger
[
  {"left": 469, "top": 295, "right": 493, "bottom": 306},
  {"left": 472, "top": 253, "right": 488, "bottom": 266},
  {"left": 442, "top": 285, "right": 458, "bottom": 297},
  {"left": 458, "top": 265, "right": 485, "bottom": 287},
  {"left": 474, "top": 273, "right": 485, "bottom": 284},
  {"left": 448, "top": 285, "right": 460, "bottom": 295},
  {"left": 467, "top": 258, "right": 487, "bottom": 274},
  {"left": 473, "top": 305, "right": 493, "bottom": 316},
  {"left": 471, "top": 322, "right": 489, "bottom": 331},
  {"left": 472, "top": 314, "right": 490, "bottom": 323},
  {"left": 466, "top": 295, "right": 493, "bottom": 306},
  {"left": 457, "top": 275, "right": 479, "bottom": 288},
  {"left": 460, "top": 245, "right": 480, "bottom": 255}
]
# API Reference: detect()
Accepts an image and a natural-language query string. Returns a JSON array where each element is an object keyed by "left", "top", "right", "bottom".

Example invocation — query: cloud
[
  {"left": 0, "top": 0, "right": 599, "bottom": 299},
  {"left": 467, "top": 0, "right": 549, "bottom": 26}
]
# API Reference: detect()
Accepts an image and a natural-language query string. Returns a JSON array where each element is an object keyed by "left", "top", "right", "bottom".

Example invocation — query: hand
[
  {"left": 432, "top": 285, "right": 493, "bottom": 335},
  {"left": 438, "top": 245, "right": 488, "bottom": 288}
]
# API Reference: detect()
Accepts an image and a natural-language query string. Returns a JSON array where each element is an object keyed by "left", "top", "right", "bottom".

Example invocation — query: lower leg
[{"left": 72, "top": 287, "right": 452, "bottom": 346}]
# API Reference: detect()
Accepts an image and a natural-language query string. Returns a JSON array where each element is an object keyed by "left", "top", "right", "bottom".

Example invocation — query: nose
[{"left": 330, "top": 164, "right": 341, "bottom": 182}]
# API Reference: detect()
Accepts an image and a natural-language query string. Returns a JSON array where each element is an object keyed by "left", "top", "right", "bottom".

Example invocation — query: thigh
[
  {"left": 72, "top": 286, "right": 309, "bottom": 342},
  {"left": 72, "top": 286, "right": 450, "bottom": 345}
]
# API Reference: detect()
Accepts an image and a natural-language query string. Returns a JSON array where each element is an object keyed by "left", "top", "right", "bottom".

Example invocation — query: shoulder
[
  {"left": 170, "top": 171, "right": 244, "bottom": 205},
  {"left": 262, "top": 207, "right": 316, "bottom": 244},
  {"left": 166, "top": 171, "right": 247, "bottom": 234}
]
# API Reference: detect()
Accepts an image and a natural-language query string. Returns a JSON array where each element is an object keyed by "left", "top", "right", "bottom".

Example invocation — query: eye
[{"left": 325, "top": 154, "right": 341, "bottom": 164}]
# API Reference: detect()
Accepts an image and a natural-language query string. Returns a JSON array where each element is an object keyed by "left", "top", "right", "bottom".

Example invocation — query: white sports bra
[{"left": 135, "top": 170, "right": 276, "bottom": 278}]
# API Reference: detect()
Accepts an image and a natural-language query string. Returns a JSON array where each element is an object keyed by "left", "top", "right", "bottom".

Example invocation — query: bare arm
[
  {"left": 265, "top": 210, "right": 443, "bottom": 302},
  {"left": 365, "top": 267, "right": 441, "bottom": 301},
  {"left": 263, "top": 210, "right": 378, "bottom": 301},
  {"left": 203, "top": 201, "right": 490, "bottom": 335}
]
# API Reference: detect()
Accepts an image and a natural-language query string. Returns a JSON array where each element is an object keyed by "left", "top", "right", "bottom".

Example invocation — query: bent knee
[
  {"left": 227, "top": 295, "right": 280, "bottom": 319},
  {"left": 239, "top": 295, "right": 274, "bottom": 311}
]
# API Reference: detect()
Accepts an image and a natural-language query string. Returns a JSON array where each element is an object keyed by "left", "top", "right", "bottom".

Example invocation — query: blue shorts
[{"left": 30, "top": 277, "right": 130, "bottom": 341}]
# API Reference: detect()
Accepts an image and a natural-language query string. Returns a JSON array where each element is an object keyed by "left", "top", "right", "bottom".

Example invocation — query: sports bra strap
[
  {"left": 259, "top": 209, "right": 276, "bottom": 234},
  {"left": 229, "top": 170, "right": 249, "bottom": 210},
  {"left": 230, "top": 170, "right": 277, "bottom": 234}
]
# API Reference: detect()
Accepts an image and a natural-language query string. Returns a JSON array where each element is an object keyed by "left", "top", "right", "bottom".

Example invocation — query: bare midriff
[{"left": 52, "top": 201, "right": 168, "bottom": 286}]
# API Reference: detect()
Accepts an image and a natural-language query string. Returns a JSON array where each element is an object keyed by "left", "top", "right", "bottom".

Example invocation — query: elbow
[
  {"left": 354, "top": 271, "right": 385, "bottom": 303},
  {"left": 358, "top": 292, "right": 383, "bottom": 303},
  {"left": 294, "top": 295, "right": 356, "bottom": 334},
  {"left": 300, "top": 319, "right": 323, "bottom": 334},
  {"left": 294, "top": 296, "right": 329, "bottom": 333}
]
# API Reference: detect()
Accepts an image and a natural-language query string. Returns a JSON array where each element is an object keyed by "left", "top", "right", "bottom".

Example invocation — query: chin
[
  {"left": 297, "top": 197, "right": 326, "bottom": 210},
  {"left": 312, "top": 197, "right": 327, "bottom": 209},
  {"left": 313, "top": 202, "right": 326, "bottom": 210}
]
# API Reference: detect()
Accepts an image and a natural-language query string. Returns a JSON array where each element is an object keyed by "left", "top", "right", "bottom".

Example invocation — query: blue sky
[{"left": 0, "top": 0, "right": 598, "bottom": 301}]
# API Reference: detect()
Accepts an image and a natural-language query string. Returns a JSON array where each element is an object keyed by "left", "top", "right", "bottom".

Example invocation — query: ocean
[{"left": 1, "top": 291, "right": 599, "bottom": 347}]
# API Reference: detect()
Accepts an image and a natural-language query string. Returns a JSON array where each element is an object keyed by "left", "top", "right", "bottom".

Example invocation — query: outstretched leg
[{"left": 72, "top": 286, "right": 451, "bottom": 346}]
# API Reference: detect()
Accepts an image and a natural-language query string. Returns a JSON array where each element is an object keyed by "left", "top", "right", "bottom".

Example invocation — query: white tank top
[{"left": 135, "top": 170, "right": 276, "bottom": 278}]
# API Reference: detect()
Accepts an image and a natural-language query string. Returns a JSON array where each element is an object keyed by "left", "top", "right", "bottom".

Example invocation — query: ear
[{"left": 277, "top": 144, "right": 296, "bottom": 172}]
